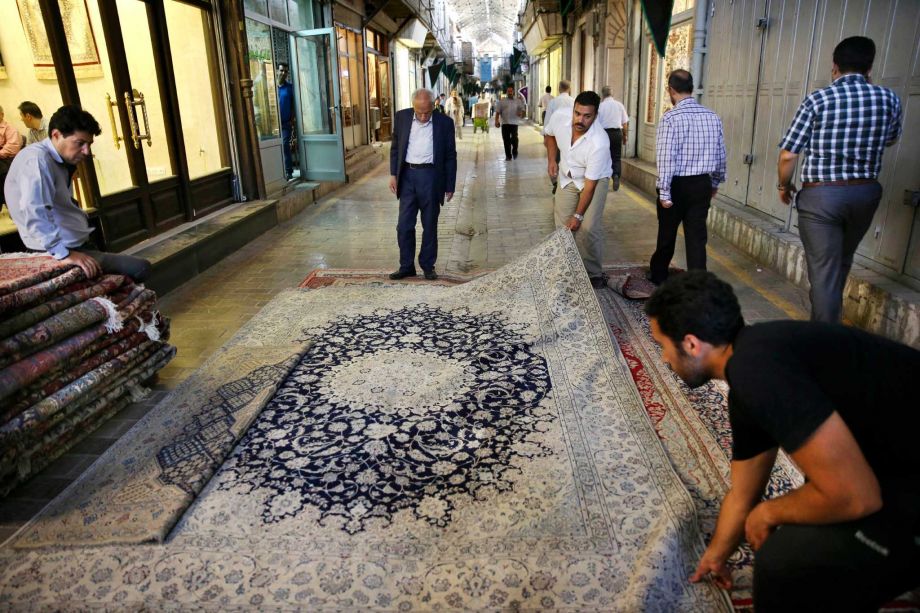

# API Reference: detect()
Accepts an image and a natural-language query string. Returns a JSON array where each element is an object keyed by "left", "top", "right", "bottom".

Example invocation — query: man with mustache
[
  {"left": 645, "top": 271, "right": 920, "bottom": 612},
  {"left": 543, "top": 91, "right": 612, "bottom": 288},
  {"left": 649, "top": 69, "right": 726, "bottom": 285}
]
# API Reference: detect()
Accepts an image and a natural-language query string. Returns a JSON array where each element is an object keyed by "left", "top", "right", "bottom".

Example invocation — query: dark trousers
[
  {"left": 30, "top": 238, "right": 152, "bottom": 281},
  {"left": 796, "top": 181, "right": 881, "bottom": 323},
  {"left": 605, "top": 127, "right": 622, "bottom": 177},
  {"left": 281, "top": 126, "right": 294, "bottom": 178},
  {"left": 501, "top": 124, "right": 519, "bottom": 158},
  {"left": 753, "top": 504, "right": 920, "bottom": 612},
  {"left": 649, "top": 174, "right": 711, "bottom": 284},
  {"left": 396, "top": 167, "right": 440, "bottom": 273}
]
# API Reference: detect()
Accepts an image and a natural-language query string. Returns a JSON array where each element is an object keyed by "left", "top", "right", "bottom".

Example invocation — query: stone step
[{"left": 126, "top": 200, "right": 279, "bottom": 296}]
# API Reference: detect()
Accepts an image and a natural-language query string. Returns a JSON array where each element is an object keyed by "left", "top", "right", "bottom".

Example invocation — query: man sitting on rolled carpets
[
  {"left": 645, "top": 271, "right": 920, "bottom": 613},
  {"left": 6, "top": 105, "right": 151, "bottom": 281}
]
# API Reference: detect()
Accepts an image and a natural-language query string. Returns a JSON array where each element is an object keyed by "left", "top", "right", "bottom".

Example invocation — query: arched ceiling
[{"left": 448, "top": 0, "right": 525, "bottom": 51}]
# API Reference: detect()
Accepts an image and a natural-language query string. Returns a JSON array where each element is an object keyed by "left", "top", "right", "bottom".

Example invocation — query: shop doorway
[
  {"left": 291, "top": 28, "right": 346, "bottom": 182},
  {"left": 72, "top": 1, "right": 232, "bottom": 251}
]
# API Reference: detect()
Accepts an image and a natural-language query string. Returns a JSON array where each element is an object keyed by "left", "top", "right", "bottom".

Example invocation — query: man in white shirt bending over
[{"left": 544, "top": 91, "right": 612, "bottom": 288}]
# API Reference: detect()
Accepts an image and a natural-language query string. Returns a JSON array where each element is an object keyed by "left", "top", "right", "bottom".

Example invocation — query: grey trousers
[
  {"left": 796, "top": 182, "right": 882, "bottom": 323},
  {"left": 554, "top": 180, "right": 610, "bottom": 277}
]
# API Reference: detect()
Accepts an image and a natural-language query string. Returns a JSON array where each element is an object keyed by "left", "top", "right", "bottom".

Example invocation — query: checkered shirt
[
  {"left": 655, "top": 97, "right": 726, "bottom": 202},
  {"left": 779, "top": 74, "right": 902, "bottom": 183}
]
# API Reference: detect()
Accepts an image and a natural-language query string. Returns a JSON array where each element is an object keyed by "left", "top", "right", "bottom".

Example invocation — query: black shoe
[
  {"left": 423, "top": 270, "right": 438, "bottom": 280},
  {"left": 389, "top": 269, "right": 417, "bottom": 280},
  {"left": 590, "top": 275, "right": 608, "bottom": 289}
]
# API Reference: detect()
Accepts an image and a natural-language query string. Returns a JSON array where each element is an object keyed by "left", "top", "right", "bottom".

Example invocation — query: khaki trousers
[{"left": 554, "top": 180, "right": 609, "bottom": 277}]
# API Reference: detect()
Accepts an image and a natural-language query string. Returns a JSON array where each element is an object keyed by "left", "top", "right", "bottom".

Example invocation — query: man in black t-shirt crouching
[{"left": 644, "top": 271, "right": 920, "bottom": 612}]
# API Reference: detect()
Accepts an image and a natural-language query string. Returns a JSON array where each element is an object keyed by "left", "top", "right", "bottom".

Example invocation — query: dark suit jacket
[{"left": 390, "top": 108, "right": 457, "bottom": 204}]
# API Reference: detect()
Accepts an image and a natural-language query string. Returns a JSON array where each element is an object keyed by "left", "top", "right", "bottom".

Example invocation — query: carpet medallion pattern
[
  {"left": 0, "top": 230, "right": 731, "bottom": 611},
  {"left": 221, "top": 304, "right": 554, "bottom": 532}
]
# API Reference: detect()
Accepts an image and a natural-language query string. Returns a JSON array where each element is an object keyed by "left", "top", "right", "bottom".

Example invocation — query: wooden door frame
[{"left": 38, "top": 0, "right": 235, "bottom": 251}]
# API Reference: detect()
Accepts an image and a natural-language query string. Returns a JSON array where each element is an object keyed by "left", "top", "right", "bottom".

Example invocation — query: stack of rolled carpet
[{"left": 0, "top": 253, "right": 175, "bottom": 495}]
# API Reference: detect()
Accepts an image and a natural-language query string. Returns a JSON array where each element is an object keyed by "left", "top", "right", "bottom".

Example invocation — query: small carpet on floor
[{"left": 1, "top": 229, "right": 730, "bottom": 611}]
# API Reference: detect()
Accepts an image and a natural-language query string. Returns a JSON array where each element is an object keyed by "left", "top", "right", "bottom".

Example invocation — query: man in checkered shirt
[
  {"left": 649, "top": 69, "right": 726, "bottom": 285},
  {"left": 777, "top": 36, "right": 902, "bottom": 323}
]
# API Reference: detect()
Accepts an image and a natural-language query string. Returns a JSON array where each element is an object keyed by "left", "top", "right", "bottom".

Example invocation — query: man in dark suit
[{"left": 388, "top": 89, "right": 457, "bottom": 280}]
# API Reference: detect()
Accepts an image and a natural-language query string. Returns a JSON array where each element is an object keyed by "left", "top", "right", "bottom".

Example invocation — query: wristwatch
[
  {"left": 777, "top": 183, "right": 792, "bottom": 190},
  {"left": 572, "top": 213, "right": 584, "bottom": 221}
]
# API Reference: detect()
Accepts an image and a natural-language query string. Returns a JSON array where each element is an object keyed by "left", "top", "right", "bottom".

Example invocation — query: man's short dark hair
[
  {"left": 48, "top": 105, "right": 101, "bottom": 138},
  {"left": 668, "top": 69, "right": 694, "bottom": 94},
  {"left": 573, "top": 90, "right": 601, "bottom": 113},
  {"left": 18, "top": 101, "right": 42, "bottom": 118},
  {"left": 644, "top": 271, "right": 745, "bottom": 347},
  {"left": 545, "top": 85, "right": 552, "bottom": 93},
  {"left": 833, "top": 36, "right": 875, "bottom": 74}
]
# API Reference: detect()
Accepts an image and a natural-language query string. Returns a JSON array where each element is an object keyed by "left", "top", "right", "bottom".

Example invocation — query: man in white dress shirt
[
  {"left": 598, "top": 86, "right": 629, "bottom": 190},
  {"left": 542, "top": 80, "right": 574, "bottom": 194},
  {"left": 538, "top": 86, "right": 553, "bottom": 124},
  {"left": 544, "top": 91, "right": 612, "bottom": 288}
]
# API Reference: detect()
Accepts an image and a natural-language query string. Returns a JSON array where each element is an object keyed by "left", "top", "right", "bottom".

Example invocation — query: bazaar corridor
[{"left": 0, "top": 121, "right": 810, "bottom": 540}]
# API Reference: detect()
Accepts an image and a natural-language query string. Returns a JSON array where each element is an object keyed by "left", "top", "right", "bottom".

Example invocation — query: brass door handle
[
  {"left": 105, "top": 93, "right": 123, "bottom": 150},
  {"left": 123, "top": 89, "right": 152, "bottom": 149}
]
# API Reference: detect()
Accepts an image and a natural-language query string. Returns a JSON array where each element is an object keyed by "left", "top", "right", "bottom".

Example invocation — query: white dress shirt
[
  {"left": 598, "top": 97, "right": 629, "bottom": 130},
  {"left": 405, "top": 115, "right": 434, "bottom": 163},
  {"left": 542, "top": 92, "right": 574, "bottom": 135},
  {"left": 544, "top": 113, "right": 612, "bottom": 190},
  {"left": 539, "top": 93, "right": 553, "bottom": 109}
]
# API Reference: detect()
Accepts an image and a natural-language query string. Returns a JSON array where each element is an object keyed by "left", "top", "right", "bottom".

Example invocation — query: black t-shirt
[{"left": 726, "top": 321, "right": 920, "bottom": 494}]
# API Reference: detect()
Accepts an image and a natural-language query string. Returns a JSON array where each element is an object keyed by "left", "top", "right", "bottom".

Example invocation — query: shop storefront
[
  {"left": 244, "top": 0, "right": 322, "bottom": 192},
  {"left": 334, "top": 24, "right": 368, "bottom": 151},
  {"left": 365, "top": 28, "right": 391, "bottom": 141},
  {"left": 0, "top": 0, "right": 233, "bottom": 252}
]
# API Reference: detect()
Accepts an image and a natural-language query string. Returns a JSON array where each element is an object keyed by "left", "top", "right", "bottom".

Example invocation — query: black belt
[
  {"left": 406, "top": 163, "right": 434, "bottom": 169},
  {"left": 802, "top": 179, "right": 877, "bottom": 188}
]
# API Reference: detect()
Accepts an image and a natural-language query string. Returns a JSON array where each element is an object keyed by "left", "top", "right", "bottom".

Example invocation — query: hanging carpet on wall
[{"left": 1, "top": 230, "right": 731, "bottom": 611}]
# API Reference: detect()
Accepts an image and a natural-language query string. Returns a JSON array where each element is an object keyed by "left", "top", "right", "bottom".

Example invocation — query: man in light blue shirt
[{"left": 6, "top": 105, "right": 150, "bottom": 280}]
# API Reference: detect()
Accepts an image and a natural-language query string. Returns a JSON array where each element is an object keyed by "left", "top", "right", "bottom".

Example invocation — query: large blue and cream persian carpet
[{"left": 0, "top": 230, "right": 731, "bottom": 611}]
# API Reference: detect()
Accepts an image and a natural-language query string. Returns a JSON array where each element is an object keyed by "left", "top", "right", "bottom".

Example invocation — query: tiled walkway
[{"left": 0, "top": 122, "right": 810, "bottom": 541}]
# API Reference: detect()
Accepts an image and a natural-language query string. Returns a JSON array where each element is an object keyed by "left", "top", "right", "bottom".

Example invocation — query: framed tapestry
[{"left": 17, "top": 0, "right": 102, "bottom": 80}]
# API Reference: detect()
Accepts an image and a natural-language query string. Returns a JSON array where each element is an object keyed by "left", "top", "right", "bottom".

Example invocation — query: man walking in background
[
  {"left": 388, "top": 89, "right": 457, "bottom": 281},
  {"left": 539, "top": 85, "right": 553, "bottom": 124},
  {"left": 543, "top": 80, "right": 574, "bottom": 194},
  {"left": 777, "top": 36, "right": 902, "bottom": 323},
  {"left": 649, "top": 69, "right": 726, "bottom": 286},
  {"left": 495, "top": 87, "right": 525, "bottom": 160},
  {"left": 598, "top": 86, "right": 629, "bottom": 191},
  {"left": 544, "top": 91, "right": 612, "bottom": 288}
]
